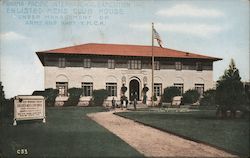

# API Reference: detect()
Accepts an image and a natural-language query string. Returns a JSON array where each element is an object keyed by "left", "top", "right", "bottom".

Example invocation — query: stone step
[{"left": 126, "top": 102, "right": 148, "bottom": 110}]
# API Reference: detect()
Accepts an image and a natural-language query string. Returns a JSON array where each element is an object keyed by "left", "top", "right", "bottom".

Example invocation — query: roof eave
[{"left": 36, "top": 52, "right": 45, "bottom": 66}]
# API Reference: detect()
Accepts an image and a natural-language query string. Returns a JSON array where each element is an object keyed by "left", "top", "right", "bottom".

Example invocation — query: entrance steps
[{"left": 126, "top": 102, "right": 148, "bottom": 110}]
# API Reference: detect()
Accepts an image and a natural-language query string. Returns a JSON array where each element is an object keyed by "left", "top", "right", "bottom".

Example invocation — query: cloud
[
  {"left": 0, "top": 32, "right": 27, "bottom": 41},
  {"left": 156, "top": 4, "right": 224, "bottom": 18},
  {"left": 129, "top": 23, "right": 224, "bottom": 38}
]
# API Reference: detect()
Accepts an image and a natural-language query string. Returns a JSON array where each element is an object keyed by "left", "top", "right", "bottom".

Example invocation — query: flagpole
[{"left": 151, "top": 22, "right": 154, "bottom": 107}]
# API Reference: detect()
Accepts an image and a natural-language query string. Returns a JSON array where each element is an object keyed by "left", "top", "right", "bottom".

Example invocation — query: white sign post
[{"left": 13, "top": 95, "right": 46, "bottom": 126}]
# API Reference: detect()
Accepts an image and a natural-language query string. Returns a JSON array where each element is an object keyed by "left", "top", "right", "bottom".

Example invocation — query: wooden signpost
[{"left": 13, "top": 95, "right": 46, "bottom": 126}]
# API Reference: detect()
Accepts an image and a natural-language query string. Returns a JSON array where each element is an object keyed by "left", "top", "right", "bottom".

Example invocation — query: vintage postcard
[{"left": 0, "top": 0, "right": 249, "bottom": 157}]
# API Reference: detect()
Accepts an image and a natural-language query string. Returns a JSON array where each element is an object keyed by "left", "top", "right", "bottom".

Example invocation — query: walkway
[{"left": 87, "top": 110, "right": 237, "bottom": 157}]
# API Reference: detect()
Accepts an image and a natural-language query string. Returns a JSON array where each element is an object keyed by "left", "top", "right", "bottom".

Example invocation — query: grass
[
  {"left": 0, "top": 106, "right": 143, "bottom": 158},
  {"left": 116, "top": 110, "right": 250, "bottom": 157}
]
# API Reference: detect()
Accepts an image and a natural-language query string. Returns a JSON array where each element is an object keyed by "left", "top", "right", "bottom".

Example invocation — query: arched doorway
[{"left": 129, "top": 79, "right": 140, "bottom": 101}]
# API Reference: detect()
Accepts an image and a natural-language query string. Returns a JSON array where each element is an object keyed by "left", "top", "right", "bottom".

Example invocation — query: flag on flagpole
[{"left": 153, "top": 28, "right": 163, "bottom": 48}]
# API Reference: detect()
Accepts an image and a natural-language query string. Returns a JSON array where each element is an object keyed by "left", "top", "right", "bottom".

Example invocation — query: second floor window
[
  {"left": 128, "top": 60, "right": 141, "bottom": 69},
  {"left": 196, "top": 62, "right": 203, "bottom": 71},
  {"left": 82, "top": 82, "right": 93, "bottom": 96},
  {"left": 83, "top": 59, "right": 91, "bottom": 68},
  {"left": 58, "top": 57, "right": 66, "bottom": 68},
  {"left": 175, "top": 62, "right": 182, "bottom": 70},
  {"left": 154, "top": 61, "right": 160, "bottom": 70},
  {"left": 108, "top": 59, "right": 115, "bottom": 69}
]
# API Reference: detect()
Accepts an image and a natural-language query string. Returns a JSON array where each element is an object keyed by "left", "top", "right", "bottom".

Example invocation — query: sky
[{"left": 0, "top": 0, "right": 249, "bottom": 98}]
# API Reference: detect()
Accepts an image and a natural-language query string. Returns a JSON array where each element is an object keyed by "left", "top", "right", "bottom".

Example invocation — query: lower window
[
  {"left": 195, "top": 84, "right": 204, "bottom": 96},
  {"left": 106, "top": 83, "right": 117, "bottom": 96},
  {"left": 56, "top": 82, "right": 68, "bottom": 96},
  {"left": 174, "top": 83, "right": 184, "bottom": 95},
  {"left": 154, "top": 83, "right": 162, "bottom": 96},
  {"left": 82, "top": 82, "right": 93, "bottom": 96}
]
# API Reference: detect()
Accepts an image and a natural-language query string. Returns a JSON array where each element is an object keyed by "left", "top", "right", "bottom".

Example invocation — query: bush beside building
[
  {"left": 161, "top": 86, "right": 181, "bottom": 103},
  {"left": 64, "top": 88, "right": 82, "bottom": 106},
  {"left": 32, "top": 88, "right": 58, "bottom": 106},
  {"left": 92, "top": 89, "right": 108, "bottom": 106},
  {"left": 182, "top": 89, "right": 200, "bottom": 104}
]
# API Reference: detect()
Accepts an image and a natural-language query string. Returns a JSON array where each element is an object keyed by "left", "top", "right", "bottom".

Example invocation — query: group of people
[{"left": 111, "top": 93, "right": 138, "bottom": 110}]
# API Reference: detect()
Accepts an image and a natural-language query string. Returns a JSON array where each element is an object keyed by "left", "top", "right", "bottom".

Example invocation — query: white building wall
[{"left": 44, "top": 66, "right": 213, "bottom": 105}]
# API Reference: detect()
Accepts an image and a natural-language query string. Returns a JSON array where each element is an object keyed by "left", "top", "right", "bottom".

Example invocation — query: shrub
[
  {"left": 32, "top": 88, "right": 58, "bottom": 106},
  {"left": 142, "top": 86, "right": 149, "bottom": 93},
  {"left": 151, "top": 95, "right": 157, "bottom": 101},
  {"left": 64, "top": 88, "right": 82, "bottom": 106},
  {"left": 92, "top": 89, "right": 108, "bottom": 106},
  {"left": 44, "top": 89, "right": 58, "bottom": 106},
  {"left": 32, "top": 90, "right": 45, "bottom": 96},
  {"left": 183, "top": 89, "right": 200, "bottom": 104},
  {"left": 200, "top": 89, "right": 216, "bottom": 106},
  {"left": 162, "top": 86, "right": 181, "bottom": 103},
  {"left": 121, "top": 84, "right": 127, "bottom": 95}
]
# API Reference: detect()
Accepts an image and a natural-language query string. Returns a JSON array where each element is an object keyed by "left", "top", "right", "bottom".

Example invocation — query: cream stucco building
[{"left": 36, "top": 43, "right": 221, "bottom": 106}]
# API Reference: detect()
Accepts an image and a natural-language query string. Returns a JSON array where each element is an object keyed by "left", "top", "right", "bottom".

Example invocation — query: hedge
[
  {"left": 32, "top": 88, "right": 58, "bottom": 106},
  {"left": 182, "top": 89, "right": 200, "bottom": 104},
  {"left": 92, "top": 89, "right": 108, "bottom": 106},
  {"left": 162, "top": 86, "right": 181, "bottom": 103},
  {"left": 64, "top": 88, "right": 82, "bottom": 106}
]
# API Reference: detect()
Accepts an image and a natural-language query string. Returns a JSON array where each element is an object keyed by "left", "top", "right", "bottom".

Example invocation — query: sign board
[{"left": 13, "top": 95, "right": 46, "bottom": 126}]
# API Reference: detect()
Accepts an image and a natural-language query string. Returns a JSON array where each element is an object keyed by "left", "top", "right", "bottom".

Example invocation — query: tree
[
  {"left": 215, "top": 59, "right": 246, "bottom": 115},
  {"left": 0, "top": 82, "right": 5, "bottom": 115},
  {"left": 0, "top": 82, "right": 5, "bottom": 102},
  {"left": 200, "top": 89, "right": 216, "bottom": 106}
]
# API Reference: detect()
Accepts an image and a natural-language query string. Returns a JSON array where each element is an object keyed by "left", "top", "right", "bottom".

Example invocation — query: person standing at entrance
[
  {"left": 133, "top": 93, "right": 137, "bottom": 110},
  {"left": 112, "top": 97, "right": 115, "bottom": 110}
]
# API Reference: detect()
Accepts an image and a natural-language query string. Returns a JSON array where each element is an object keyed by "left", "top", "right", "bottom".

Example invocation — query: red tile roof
[{"left": 36, "top": 43, "right": 222, "bottom": 65}]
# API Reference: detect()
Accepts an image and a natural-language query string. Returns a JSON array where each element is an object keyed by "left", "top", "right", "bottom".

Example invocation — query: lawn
[
  {"left": 116, "top": 110, "right": 249, "bottom": 157},
  {"left": 0, "top": 106, "right": 143, "bottom": 158}
]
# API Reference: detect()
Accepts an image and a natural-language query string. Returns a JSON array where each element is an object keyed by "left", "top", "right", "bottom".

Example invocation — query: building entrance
[{"left": 129, "top": 79, "right": 139, "bottom": 101}]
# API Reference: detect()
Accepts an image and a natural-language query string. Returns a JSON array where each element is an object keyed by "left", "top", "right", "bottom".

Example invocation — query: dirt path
[{"left": 87, "top": 110, "right": 237, "bottom": 157}]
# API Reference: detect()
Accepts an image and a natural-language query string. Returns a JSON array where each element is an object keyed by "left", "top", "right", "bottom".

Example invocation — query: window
[
  {"left": 196, "top": 62, "right": 203, "bottom": 71},
  {"left": 175, "top": 62, "right": 182, "bottom": 70},
  {"left": 83, "top": 59, "right": 91, "bottom": 68},
  {"left": 154, "top": 61, "right": 160, "bottom": 70},
  {"left": 108, "top": 59, "right": 115, "bottom": 69},
  {"left": 154, "top": 83, "right": 162, "bottom": 96},
  {"left": 174, "top": 83, "right": 184, "bottom": 95},
  {"left": 195, "top": 84, "right": 204, "bottom": 96},
  {"left": 56, "top": 82, "right": 68, "bottom": 96},
  {"left": 58, "top": 57, "right": 66, "bottom": 68},
  {"left": 106, "top": 83, "right": 117, "bottom": 96},
  {"left": 128, "top": 60, "right": 141, "bottom": 69},
  {"left": 82, "top": 82, "right": 93, "bottom": 96}
]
